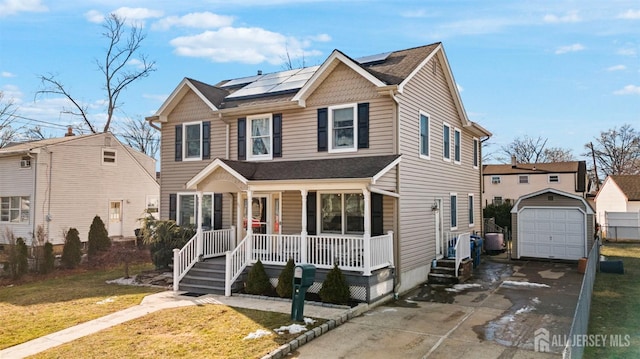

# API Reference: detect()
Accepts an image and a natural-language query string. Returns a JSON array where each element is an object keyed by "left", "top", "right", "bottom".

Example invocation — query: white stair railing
[
  {"left": 454, "top": 232, "right": 471, "bottom": 276},
  {"left": 172, "top": 233, "right": 198, "bottom": 291},
  {"left": 225, "top": 234, "right": 250, "bottom": 296},
  {"left": 203, "top": 226, "right": 236, "bottom": 259}
]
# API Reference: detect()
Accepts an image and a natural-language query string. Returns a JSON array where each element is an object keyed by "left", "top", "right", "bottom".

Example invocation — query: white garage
[{"left": 511, "top": 189, "right": 595, "bottom": 260}]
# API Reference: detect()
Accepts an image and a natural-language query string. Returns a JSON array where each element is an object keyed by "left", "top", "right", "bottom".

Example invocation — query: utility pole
[{"left": 589, "top": 142, "right": 601, "bottom": 191}]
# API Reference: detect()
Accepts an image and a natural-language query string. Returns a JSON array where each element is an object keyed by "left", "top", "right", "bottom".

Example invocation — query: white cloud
[
  {"left": 613, "top": 85, "right": 640, "bottom": 95},
  {"left": 85, "top": 10, "right": 104, "bottom": 23},
  {"left": 170, "top": 27, "right": 323, "bottom": 65},
  {"left": 555, "top": 43, "right": 585, "bottom": 54},
  {"left": 400, "top": 9, "right": 431, "bottom": 18},
  {"left": 152, "top": 12, "right": 234, "bottom": 31},
  {"left": 0, "top": 0, "right": 47, "bottom": 17},
  {"left": 618, "top": 9, "right": 640, "bottom": 19},
  {"left": 617, "top": 48, "right": 636, "bottom": 56},
  {"left": 309, "top": 34, "right": 331, "bottom": 42},
  {"left": 86, "top": 7, "right": 163, "bottom": 26},
  {"left": 543, "top": 10, "right": 581, "bottom": 23},
  {"left": 1, "top": 71, "right": 15, "bottom": 78},
  {"left": 606, "top": 65, "right": 626, "bottom": 71}
]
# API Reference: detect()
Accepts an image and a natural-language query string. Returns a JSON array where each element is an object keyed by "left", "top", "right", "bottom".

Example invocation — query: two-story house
[
  {"left": 0, "top": 130, "right": 159, "bottom": 248},
  {"left": 148, "top": 42, "right": 491, "bottom": 303},
  {"left": 483, "top": 159, "right": 588, "bottom": 206}
]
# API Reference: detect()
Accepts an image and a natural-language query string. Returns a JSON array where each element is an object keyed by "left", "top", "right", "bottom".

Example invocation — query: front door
[
  {"left": 108, "top": 200, "right": 123, "bottom": 237},
  {"left": 434, "top": 199, "right": 443, "bottom": 258},
  {"left": 250, "top": 196, "right": 268, "bottom": 234}
]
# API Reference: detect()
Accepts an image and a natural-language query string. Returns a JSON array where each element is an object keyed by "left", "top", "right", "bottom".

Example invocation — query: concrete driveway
[{"left": 291, "top": 255, "right": 583, "bottom": 358}]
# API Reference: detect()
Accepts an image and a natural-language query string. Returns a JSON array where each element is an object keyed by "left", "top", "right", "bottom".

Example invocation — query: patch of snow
[
  {"left": 381, "top": 308, "right": 397, "bottom": 313},
  {"left": 303, "top": 318, "right": 316, "bottom": 325},
  {"left": 96, "top": 297, "right": 116, "bottom": 305},
  {"left": 515, "top": 305, "right": 535, "bottom": 315},
  {"left": 244, "top": 329, "right": 272, "bottom": 340},
  {"left": 532, "top": 297, "right": 541, "bottom": 304},
  {"left": 274, "top": 324, "right": 307, "bottom": 334},
  {"left": 445, "top": 283, "right": 482, "bottom": 292},
  {"left": 501, "top": 280, "right": 550, "bottom": 289},
  {"left": 106, "top": 277, "right": 142, "bottom": 286}
]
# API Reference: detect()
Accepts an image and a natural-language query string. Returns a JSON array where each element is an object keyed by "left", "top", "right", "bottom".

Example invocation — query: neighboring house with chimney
[
  {"left": 148, "top": 42, "right": 491, "bottom": 302},
  {"left": 594, "top": 175, "right": 640, "bottom": 240},
  {"left": 0, "top": 130, "right": 159, "bottom": 248},
  {"left": 483, "top": 159, "right": 588, "bottom": 207}
]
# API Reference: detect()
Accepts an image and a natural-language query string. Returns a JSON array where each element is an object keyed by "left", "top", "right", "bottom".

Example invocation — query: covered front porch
[{"left": 173, "top": 156, "right": 400, "bottom": 297}]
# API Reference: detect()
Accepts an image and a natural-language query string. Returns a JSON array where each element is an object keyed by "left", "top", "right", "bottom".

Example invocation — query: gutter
[{"left": 145, "top": 116, "right": 161, "bottom": 131}]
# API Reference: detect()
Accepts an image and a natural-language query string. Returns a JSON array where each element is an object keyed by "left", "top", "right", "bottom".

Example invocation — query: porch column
[
  {"left": 363, "top": 189, "right": 372, "bottom": 275},
  {"left": 197, "top": 191, "right": 204, "bottom": 259},
  {"left": 300, "top": 189, "right": 308, "bottom": 264},
  {"left": 246, "top": 190, "right": 253, "bottom": 263},
  {"left": 236, "top": 192, "right": 242, "bottom": 245}
]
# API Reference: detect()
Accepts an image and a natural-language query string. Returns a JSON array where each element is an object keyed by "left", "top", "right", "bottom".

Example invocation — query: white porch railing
[
  {"left": 203, "top": 227, "right": 236, "bottom": 259},
  {"left": 225, "top": 234, "right": 251, "bottom": 296},
  {"left": 445, "top": 232, "right": 471, "bottom": 276},
  {"left": 370, "top": 231, "right": 395, "bottom": 272},
  {"left": 252, "top": 234, "right": 302, "bottom": 264},
  {"left": 172, "top": 233, "right": 198, "bottom": 291},
  {"left": 306, "top": 234, "right": 365, "bottom": 271}
]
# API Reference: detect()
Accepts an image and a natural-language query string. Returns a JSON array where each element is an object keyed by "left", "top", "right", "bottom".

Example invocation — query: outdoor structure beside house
[
  {"left": 0, "top": 130, "right": 159, "bottom": 247},
  {"left": 483, "top": 159, "right": 588, "bottom": 207},
  {"left": 511, "top": 188, "right": 595, "bottom": 260},
  {"left": 148, "top": 42, "right": 491, "bottom": 302},
  {"left": 594, "top": 175, "right": 640, "bottom": 240}
]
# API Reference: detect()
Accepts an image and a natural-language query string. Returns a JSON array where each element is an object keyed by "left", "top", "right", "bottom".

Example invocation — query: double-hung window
[
  {"left": 247, "top": 114, "right": 273, "bottom": 160},
  {"left": 329, "top": 104, "right": 357, "bottom": 152},
  {"left": 450, "top": 193, "right": 457, "bottom": 229},
  {"left": 443, "top": 123, "right": 451, "bottom": 161},
  {"left": 491, "top": 176, "right": 501, "bottom": 184},
  {"left": 519, "top": 175, "right": 529, "bottom": 184},
  {"left": 183, "top": 121, "right": 202, "bottom": 160},
  {"left": 177, "top": 193, "right": 215, "bottom": 229},
  {"left": 454, "top": 128, "right": 461, "bottom": 164},
  {"left": 0, "top": 196, "right": 30, "bottom": 223},
  {"left": 320, "top": 193, "right": 364, "bottom": 234},
  {"left": 419, "top": 112, "right": 430, "bottom": 159}
]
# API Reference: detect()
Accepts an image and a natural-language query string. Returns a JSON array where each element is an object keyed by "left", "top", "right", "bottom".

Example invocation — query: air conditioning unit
[{"left": 20, "top": 159, "right": 31, "bottom": 168}]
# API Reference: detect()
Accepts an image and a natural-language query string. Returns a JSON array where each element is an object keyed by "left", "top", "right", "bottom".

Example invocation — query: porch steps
[
  {"left": 179, "top": 257, "right": 243, "bottom": 295},
  {"left": 427, "top": 258, "right": 472, "bottom": 285}
]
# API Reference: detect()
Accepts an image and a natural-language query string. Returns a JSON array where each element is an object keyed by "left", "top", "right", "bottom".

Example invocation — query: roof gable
[
  {"left": 511, "top": 188, "right": 594, "bottom": 214},
  {"left": 152, "top": 78, "right": 223, "bottom": 121},
  {"left": 609, "top": 175, "right": 640, "bottom": 201}
]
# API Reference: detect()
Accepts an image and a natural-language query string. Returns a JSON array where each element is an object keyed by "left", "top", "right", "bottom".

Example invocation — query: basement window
[{"left": 102, "top": 149, "right": 116, "bottom": 165}]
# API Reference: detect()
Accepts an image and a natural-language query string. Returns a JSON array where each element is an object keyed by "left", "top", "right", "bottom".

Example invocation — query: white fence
[{"left": 603, "top": 212, "right": 640, "bottom": 241}]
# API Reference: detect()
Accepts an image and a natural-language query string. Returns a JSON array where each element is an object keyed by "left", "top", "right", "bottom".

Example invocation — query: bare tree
[
  {"left": 23, "top": 126, "right": 51, "bottom": 141},
  {"left": 0, "top": 91, "right": 20, "bottom": 148},
  {"left": 36, "top": 13, "right": 155, "bottom": 133},
  {"left": 585, "top": 124, "right": 640, "bottom": 177},
  {"left": 499, "top": 135, "right": 573, "bottom": 163},
  {"left": 118, "top": 117, "right": 159, "bottom": 157}
]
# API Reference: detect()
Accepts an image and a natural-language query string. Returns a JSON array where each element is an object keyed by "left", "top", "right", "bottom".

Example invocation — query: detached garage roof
[{"left": 511, "top": 188, "right": 594, "bottom": 214}]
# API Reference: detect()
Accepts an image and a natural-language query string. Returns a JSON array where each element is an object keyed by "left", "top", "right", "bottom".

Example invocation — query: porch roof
[{"left": 186, "top": 154, "right": 401, "bottom": 190}]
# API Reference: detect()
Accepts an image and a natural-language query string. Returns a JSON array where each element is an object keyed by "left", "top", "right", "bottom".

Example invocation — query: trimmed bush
[
  {"left": 61, "top": 228, "right": 82, "bottom": 269},
  {"left": 16, "top": 237, "right": 29, "bottom": 278},
  {"left": 88, "top": 215, "right": 110, "bottom": 258},
  {"left": 319, "top": 264, "right": 351, "bottom": 305},
  {"left": 276, "top": 258, "right": 295, "bottom": 298},
  {"left": 245, "top": 260, "right": 273, "bottom": 295},
  {"left": 41, "top": 242, "right": 55, "bottom": 274}
]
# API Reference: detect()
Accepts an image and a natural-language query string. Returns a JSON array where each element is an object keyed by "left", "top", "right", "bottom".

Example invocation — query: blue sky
[{"left": 1, "top": 0, "right": 639, "bottom": 163}]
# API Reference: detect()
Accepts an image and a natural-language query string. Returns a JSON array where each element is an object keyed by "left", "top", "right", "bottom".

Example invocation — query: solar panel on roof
[
  {"left": 355, "top": 52, "right": 392, "bottom": 65},
  {"left": 221, "top": 74, "right": 264, "bottom": 88},
  {"left": 225, "top": 66, "right": 320, "bottom": 99}
]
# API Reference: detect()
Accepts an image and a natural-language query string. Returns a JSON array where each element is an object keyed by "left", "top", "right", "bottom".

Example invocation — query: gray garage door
[{"left": 519, "top": 208, "right": 585, "bottom": 260}]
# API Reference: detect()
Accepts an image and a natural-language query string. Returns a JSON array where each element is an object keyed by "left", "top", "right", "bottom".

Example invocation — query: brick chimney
[
  {"left": 64, "top": 127, "right": 75, "bottom": 137},
  {"left": 511, "top": 155, "right": 517, "bottom": 168}
]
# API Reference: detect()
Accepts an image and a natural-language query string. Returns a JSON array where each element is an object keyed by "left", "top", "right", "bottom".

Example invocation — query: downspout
[
  {"left": 31, "top": 152, "right": 38, "bottom": 243},
  {"left": 225, "top": 122, "right": 230, "bottom": 160},
  {"left": 389, "top": 89, "right": 402, "bottom": 299},
  {"left": 479, "top": 136, "right": 491, "bottom": 236}
]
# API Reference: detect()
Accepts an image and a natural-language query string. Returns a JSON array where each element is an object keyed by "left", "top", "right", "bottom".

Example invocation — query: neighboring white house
[
  {"left": 483, "top": 160, "right": 588, "bottom": 207},
  {"left": 594, "top": 175, "right": 640, "bottom": 240},
  {"left": 0, "top": 131, "right": 159, "bottom": 247}
]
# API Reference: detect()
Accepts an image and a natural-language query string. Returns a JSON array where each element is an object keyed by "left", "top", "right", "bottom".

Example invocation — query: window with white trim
[
  {"left": 468, "top": 194, "right": 475, "bottom": 227},
  {"left": 102, "top": 149, "right": 116, "bottom": 165},
  {"left": 328, "top": 103, "right": 357, "bottom": 152},
  {"left": 247, "top": 113, "right": 273, "bottom": 160},
  {"left": 183, "top": 121, "right": 202, "bottom": 160},
  {"left": 20, "top": 156, "right": 31, "bottom": 169},
  {"left": 320, "top": 192, "right": 364, "bottom": 234},
  {"left": 454, "top": 128, "right": 461, "bottom": 164},
  {"left": 549, "top": 175, "right": 559, "bottom": 183},
  {"left": 443, "top": 123, "right": 451, "bottom": 161},
  {"left": 473, "top": 138, "right": 479, "bottom": 169},
  {"left": 177, "top": 193, "right": 215, "bottom": 229},
  {"left": 450, "top": 193, "right": 457, "bottom": 229},
  {"left": 493, "top": 196, "right": 503, "bottom": 205},
  {"left": 491, "top": 176, "right": 501, "bottom": 184},
  {"left": 0, "top": 196, "right": 30, "bottom": 223},
  {"left": 519, "top": 175, "right": 529, "bottom": 184},
  {"left": 419, "top": 112, "right": 430, "bottom": 159}
]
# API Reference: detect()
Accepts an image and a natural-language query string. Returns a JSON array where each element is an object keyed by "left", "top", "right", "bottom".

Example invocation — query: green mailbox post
[{"left": 291, "top": 264, "right": 316, "bottom": 322}]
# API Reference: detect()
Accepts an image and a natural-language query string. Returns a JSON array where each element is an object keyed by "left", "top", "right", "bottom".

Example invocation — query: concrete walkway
[{"left": 0, "top": 291, "right": 351, "bottom": 359}]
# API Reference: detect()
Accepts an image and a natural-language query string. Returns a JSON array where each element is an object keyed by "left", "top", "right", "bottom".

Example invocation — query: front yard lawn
[
  {"left": 585, "top": 243, "right": 640, "bottom": 358},
  {"left": 0, "top": 263, "right": 162, "bottom": 349}
]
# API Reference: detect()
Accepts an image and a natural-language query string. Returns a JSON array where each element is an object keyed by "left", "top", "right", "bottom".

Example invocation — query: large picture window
[
  {"left": 329, "top": 104, "right": 357, "bottom": 152},
  {"left": 0, "top": 196, "right": 30, "bottom": 223},
  {"left": 248, "top": 114, "right": 272, "bottom": 160},
  {"left": 320, "top": 193, "right": 364, "bottom": 234},
  {"left": 177, "top": 193, "right": 215, "bottom": 229}
]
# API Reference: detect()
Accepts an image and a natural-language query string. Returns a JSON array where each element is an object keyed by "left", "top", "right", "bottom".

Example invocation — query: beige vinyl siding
[
  {"left": 396, "top": 54, "right": 482, "bottom": 273},
  {"left": 383, "top": 195, "right": 396, "bottom": 235},
  {"left": 41, "top": 134, "right": 159, "bottom": 244},
  {"left": 373, "top": 167, "right": 397, "bottom": 192},
  {"left": 281, "top": 190, "right": 303, "bottom": 234},
  {"left": 0, "top": 154, "right": 35, "bottom": 242}
]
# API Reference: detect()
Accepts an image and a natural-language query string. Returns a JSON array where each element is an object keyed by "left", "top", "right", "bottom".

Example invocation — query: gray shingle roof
[
  {"left": 610, "top": 175, "right": 640, "bottom": 201},
  {"left": 220, "top": 155, "right": 400, "bottom": 181},
  {"left": 483, "top": 161, "right": 583, "bottom": 175}
]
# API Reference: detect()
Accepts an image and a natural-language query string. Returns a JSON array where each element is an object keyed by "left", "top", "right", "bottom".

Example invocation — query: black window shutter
[
  {"left": 202, "top": 121, "right": 211, "bottom": 160},
  {"left": 237, "top": 118, "right": 246, "bottom": 160},
  {"left": 169, "top": 193, "right": 177, "bottom": 221},
  {"left": 307, "top": 191, "right": 317, "bottom": 235},
  {"left": 174, "top": 125, "right": 182, "bottom": 162},
  {"left": 273, "top": 113, "right": 282, "bottom": 158},
  {"left": 213, "top": 193, "right": 223, "bottom": 230},
  {"left": 358, "top": 103, "right": 369, "bottom": 149},
  {"left": 317, "top": 108, "right": 328, "bottom": 152},
  {"left": 371, "top": 192, "right": 383, "bottom": 236}
]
